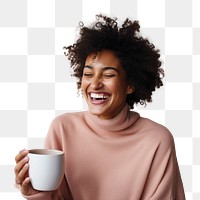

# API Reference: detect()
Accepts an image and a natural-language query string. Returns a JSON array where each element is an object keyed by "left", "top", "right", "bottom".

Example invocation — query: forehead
[{"left": 85, "top": 50, "right": 121, "bottom": 68}]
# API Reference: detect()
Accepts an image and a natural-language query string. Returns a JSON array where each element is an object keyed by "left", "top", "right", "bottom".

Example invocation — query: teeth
[{"left": 90, "top": 93, "right": 110, "bottom": 99}]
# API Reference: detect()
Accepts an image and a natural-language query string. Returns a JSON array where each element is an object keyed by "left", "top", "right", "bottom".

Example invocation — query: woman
[{"left": 15, "top": 15, "right": 185, "bottom": 199}]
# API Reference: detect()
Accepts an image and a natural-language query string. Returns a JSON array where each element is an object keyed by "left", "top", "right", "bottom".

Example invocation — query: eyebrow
[{"left": 84, "top": 65, "right": 119, "bottom": 73}]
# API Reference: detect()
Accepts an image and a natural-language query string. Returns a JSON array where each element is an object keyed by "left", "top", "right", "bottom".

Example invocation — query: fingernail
[
  {"left": 24, "top": 156, "right": 29, "bottom": 161},
  {"left": 24, "top": 149, "right": 29, "bottom": 154}
]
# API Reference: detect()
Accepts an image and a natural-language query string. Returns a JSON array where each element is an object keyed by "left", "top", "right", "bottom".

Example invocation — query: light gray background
[{"left": 0, "top": 0, "right": 199, "bottom": 199}]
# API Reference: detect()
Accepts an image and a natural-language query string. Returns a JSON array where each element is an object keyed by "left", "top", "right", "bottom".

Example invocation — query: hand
[{"left": 14, "top": 149, "right": 39, "bottom": 196}]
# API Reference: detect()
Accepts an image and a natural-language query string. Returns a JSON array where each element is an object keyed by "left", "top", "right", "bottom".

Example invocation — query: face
[{"left": 81, "top": 50, "right": 134, "bottom": 119}]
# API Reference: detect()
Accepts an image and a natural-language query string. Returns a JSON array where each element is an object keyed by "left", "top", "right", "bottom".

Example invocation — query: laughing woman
[{"left": 15, "top": 15, "right": 185, "bottom": 200}]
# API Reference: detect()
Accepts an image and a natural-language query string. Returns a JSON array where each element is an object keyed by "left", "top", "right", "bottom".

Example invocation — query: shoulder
[
  {"left": 46, "top": 112, "right": 86, "bottom": 144},
  {"left": 53, "top": 112, "right": 84, "bottom": 123},
  {"left": 138, "top": 116, "right": 175, "bottom": 149},
  {"left": 49, "top": 111, "right": 86, "bottom": 130}
]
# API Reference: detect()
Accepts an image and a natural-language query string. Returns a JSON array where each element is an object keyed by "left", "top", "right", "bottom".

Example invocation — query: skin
[
  {"left": 14, "top": 149, "right": 39, "bottom": 195},
  {"left": 81, "top": 49, "right": 134, "bottom": 119},
  {"left": 14, "top": 49, "right": 134, "bottom": 195}
]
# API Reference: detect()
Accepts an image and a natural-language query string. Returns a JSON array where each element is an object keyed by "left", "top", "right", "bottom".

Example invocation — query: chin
[
  {"left": 89, "top": 108, "right": 103, "bottom": 116},
  {"left": 88, "top": 107, "right": 106, "bottom": 117},
  {"left": 86, "top": 99, "right": 113, "bottom": 117}
]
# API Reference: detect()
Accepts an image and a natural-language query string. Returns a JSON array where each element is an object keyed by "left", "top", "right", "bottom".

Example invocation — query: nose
[{"left": 90, "top": 76, "right": 104, "bottom": 90}]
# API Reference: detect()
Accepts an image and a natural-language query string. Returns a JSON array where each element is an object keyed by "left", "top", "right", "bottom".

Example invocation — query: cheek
[
  {"left": 112, "top": 82, "right": 129, "bottom": 97},
  {"left": 109, "top": 79, "right": 126, "bottom": 91},
  {"left": 80, "top": 80, "right": 88, "bottom": 92},
  {"left": 80, "top": 78, "right": 86, "bottom": 88},
  {"left": 80, "top": 83, "right": 85, "bottom": 94}
]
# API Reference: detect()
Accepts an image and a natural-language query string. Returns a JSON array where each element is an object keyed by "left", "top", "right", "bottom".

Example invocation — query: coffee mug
[{"left": 28, "top": 149, "right": 64, "bottom": 191}]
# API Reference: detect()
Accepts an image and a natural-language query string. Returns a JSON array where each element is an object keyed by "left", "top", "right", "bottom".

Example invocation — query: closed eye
[
  {"left": 83, "top": 73, "right": 93, "bottom": 77},
  {"left": 103, "top": 74, "right": 116, "bottom": 78}
]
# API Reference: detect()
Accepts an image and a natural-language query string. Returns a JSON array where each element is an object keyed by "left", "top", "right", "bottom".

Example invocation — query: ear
[{"left": 126, "top": 85, "right": 134, "bottom": 94}]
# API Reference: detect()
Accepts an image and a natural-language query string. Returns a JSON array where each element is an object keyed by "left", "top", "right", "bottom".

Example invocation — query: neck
[{"left": 84, "top": 104, "right": 140, "bottom": 138}]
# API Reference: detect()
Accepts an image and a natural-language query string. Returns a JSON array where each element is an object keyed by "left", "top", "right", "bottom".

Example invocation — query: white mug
[{"left": 28, "top": 149, "right": 64, "bottom": 191}]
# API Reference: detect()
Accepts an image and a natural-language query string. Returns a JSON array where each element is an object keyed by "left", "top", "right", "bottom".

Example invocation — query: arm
[
  {"left": 142, "top": 130, "right": 185, "bottom": 200},
  {"left": 22, "top": 118, "right": 73, "bottom": 200}
]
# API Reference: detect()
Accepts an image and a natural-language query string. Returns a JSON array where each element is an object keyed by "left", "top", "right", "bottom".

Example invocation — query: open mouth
[{"left": 89, "top": 92, "right": 111, "bottom": 102}]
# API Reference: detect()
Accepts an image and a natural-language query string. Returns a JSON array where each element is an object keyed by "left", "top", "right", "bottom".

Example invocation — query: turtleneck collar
[{"left": 84, "top": 104, "right": 140, "bottom": 136}]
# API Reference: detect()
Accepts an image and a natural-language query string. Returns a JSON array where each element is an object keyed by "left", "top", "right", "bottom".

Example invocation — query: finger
[
  {"left": 15, "top": 163, "right": 29, "bottom": 185},
  {"left": 14, "top": 156, "right": 29, "bottom": 176},
  {"left": 15, "top": 149, "right": 29, "bottom": 163},
  {"left": 21, "top": 177, "right": 31, "bottom": 195}
]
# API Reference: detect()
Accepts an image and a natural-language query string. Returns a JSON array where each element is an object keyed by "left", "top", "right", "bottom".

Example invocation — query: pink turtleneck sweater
[{"left": 23, "top": 105, "right": 185, "bottom": 200}]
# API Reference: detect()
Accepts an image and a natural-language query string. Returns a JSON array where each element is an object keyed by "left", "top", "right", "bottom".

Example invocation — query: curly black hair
[{"left": 64, "top": 14, "right": 164, "bottom": 109}]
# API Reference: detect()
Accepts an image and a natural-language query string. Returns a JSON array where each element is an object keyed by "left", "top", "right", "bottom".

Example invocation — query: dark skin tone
[
  {"left": 14, "top": 50, "right": 134, "bottom": 196},
  {"left": 14, "top": 149, "right": 39, "bottom": 195}
]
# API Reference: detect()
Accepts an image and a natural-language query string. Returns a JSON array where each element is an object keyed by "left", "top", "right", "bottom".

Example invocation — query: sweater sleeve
[
  {"left": 22, "top": 118, "right": 73, "bottom": 200},
  {"left": 142, "top": 128, "right": 185, "bottom": 200}
]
